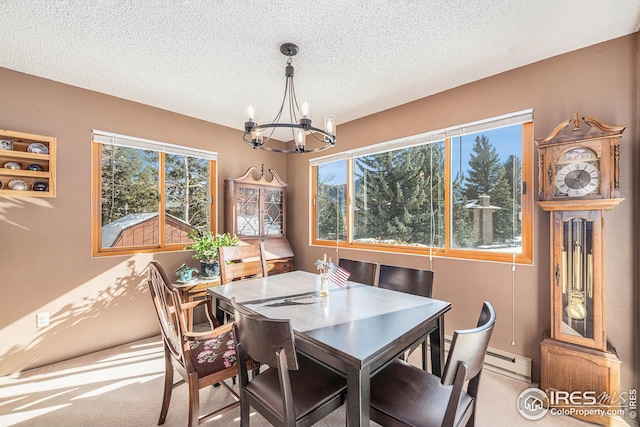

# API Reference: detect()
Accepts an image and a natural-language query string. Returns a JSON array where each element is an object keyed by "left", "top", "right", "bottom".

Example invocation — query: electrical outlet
[{"left": 36, "top": 312, "right": 49, "bottom": 328}]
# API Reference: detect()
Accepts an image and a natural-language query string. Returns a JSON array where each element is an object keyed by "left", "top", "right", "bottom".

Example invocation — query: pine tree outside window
[
  {"left": 311, "top": 110, "right": 533, "bottom": 264},
  {"left": 92, "top": 131, "right": 217, "bottom": 257}
]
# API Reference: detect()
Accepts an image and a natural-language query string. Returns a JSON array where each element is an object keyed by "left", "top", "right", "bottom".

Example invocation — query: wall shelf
[{"left": 0, "top": 129, "right": 56, "bottom": 197}]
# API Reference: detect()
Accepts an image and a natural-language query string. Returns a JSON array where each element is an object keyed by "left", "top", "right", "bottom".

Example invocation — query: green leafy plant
[{"left": 185, "top": 230, "right": 239, "bottom": 262}]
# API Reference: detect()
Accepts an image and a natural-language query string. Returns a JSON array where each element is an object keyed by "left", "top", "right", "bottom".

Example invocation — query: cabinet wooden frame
[{"left": 0, "top": 129, "right": 56, "bottom": 197}]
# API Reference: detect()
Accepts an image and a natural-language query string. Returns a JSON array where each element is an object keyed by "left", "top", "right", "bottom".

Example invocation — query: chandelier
[{"left": 243, "top": 43, "right": 336, "bottom": 153}]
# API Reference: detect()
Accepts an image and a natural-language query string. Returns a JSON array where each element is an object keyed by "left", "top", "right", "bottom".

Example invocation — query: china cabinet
[{"left": 224, "top": 165, "right": 293, "bottom": 274}]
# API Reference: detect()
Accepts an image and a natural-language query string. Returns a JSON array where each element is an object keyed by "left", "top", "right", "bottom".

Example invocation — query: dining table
[{"left": 207, "top": 270, "right": 451, "bottom": 427}]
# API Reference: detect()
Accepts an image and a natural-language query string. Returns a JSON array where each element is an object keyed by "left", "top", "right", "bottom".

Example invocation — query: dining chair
[
  {"left": 219, "top": 242, "right": 268, "bottom": 284},
  {"left": 146, "top": 261, "right": 242, "bottom": 427},
  {"left": 231, "top": 298, "right": 347, "bottom": 427},
  {"left": 338, "top": 258, "right": 377, "bottom": 286},
  {"left": 378, "top": 264, "right": 435, "bottom": 369},
  {"left": 370, "top": 301, "right": 496, "bottom": 427}
]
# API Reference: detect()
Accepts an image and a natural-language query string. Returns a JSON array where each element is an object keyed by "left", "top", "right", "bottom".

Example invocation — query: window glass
[
  {"left": 93, "top": 132, "right": 216, "bottom": 256},
  {"left": 164, "top": 154, "right": 210, "bottom": 245},
  {"left": 315, "top": 160, "right": 347, "bottom": 241},
  {"left": 450, "top": 126, "right": 522, "bottom": 253},
  {"left": 100, "top": 145, "right": 160, "bottom": 249},
  {"left": 310, "top": 111, "right": 532, "bottom": 263},
  {"left": 352, "top": 142, "right": 445, "bottom": 247}
]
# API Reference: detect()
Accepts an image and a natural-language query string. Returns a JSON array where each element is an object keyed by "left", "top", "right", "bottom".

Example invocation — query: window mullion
[
  {"left": 346, "top": 158, "right": 353, "bottom": 245},
  {"left": 444, "top": 137, "right": 452, "bottom": 250},
  {"left": 158, "top": 153, "right": 166, "bottom": 249}
]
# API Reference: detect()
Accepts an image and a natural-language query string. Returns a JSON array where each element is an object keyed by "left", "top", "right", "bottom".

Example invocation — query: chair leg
[
  {"left": 158, "top": 352, "right": 174, "bottom": 425},
  {"left": 188, "top": 374, "right": 200, "bottom": 427},
  {"left": 240, "top": 396, "right": 250, "bottom": 427}
]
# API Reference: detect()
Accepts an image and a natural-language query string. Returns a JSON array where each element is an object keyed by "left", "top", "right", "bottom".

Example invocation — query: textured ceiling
[{"left": 1, "top": 1, "right": 639, "bottom": 139}]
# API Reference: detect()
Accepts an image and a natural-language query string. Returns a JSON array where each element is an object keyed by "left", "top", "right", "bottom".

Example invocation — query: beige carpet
[{"left": 0, "top": 335, "right": 597, "bottom": 426}]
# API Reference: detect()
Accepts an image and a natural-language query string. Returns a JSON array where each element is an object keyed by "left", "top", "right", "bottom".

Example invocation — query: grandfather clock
[{"left": 536, "top": 113, "right": 625, "bottom": 426}]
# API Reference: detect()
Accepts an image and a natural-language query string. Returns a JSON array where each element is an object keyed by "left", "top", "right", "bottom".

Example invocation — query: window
[
  {"left": 92, "top": 131, "right": 217, "bottom": 256},
  {"left": 311, "top": 110, "right": 533, "bottom": 263}
]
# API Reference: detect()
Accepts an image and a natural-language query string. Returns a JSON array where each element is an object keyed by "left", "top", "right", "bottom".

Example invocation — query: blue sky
[{"left": 319, "top": 124, "right": 522, "bottom": 185}]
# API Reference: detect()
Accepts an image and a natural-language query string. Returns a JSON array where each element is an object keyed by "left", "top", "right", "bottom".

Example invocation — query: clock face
[{"left": 555, "top": 162, "right": 600, "bottom": 197}]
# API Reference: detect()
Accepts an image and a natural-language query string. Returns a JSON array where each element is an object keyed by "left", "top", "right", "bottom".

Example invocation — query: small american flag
[{"left": 327, "top": 262, "right": 350, "bottom": 287}]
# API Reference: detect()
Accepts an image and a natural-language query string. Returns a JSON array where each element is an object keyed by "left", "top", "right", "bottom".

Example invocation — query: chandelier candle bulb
[
  {"left": 296, "top": 130, "right": 305, "bottom": 151},
  {"left": 324, "top": 114, "right": 336, "bottom": 137}
]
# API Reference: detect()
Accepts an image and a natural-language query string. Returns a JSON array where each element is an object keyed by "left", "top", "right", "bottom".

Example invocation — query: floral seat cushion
[{"left": 188, "top": 329, "right": 237, "bottom": 377}]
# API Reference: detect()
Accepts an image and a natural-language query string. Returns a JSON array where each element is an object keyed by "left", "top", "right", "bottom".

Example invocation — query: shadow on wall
[{"left": 0, "top": 259, "right": 151, "bottom": 376}]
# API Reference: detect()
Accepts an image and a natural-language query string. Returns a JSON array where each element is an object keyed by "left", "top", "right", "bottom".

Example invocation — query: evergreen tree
[
  {"left": 353, "top": 143, "right": 445, "bottom": 245},
  {"left": 461, "top": 135, "right": 522, "bottom": 244},
  {"left": 502, "top": 154, "right": 522, "bottom": 237},
  {"left": 101, "top": 146, "right": 158, "bottom": 224},
  {"left": 464, "top": 135, "right": 502, "bottom": 199},
  {"left": 317, "top": 182, "right": 346, "bottom": 240}
]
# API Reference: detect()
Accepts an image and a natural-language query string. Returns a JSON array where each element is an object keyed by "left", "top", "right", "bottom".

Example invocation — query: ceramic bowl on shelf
[
  {"left": 8, "top": 179, "right": 29, "bottom": 191},
  {"left": 32, "top": 181, "right": 49, "bottom": 191},
  {"left": 27, "top": 164, "right": 44, "bottom": 171},
  {"left": 4, "top": 161, "right": 20, "bottom": 170},
  {"left": 27, "top": 143, "right": 49, "bottom": 154}
]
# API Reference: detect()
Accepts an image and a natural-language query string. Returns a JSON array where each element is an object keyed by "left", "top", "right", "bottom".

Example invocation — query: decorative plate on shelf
[
  {"left": 33, "top": 181, "right": 49, "bottom": 191},
  {"left": 4, "top": 161, "right": 20, "bottom": 170},
  {"left": 8, "top": 179, "right": 29, "bottom": 191},
  {"left": 27, "top": 164, "right": 44, "bottom": 171},
  {"left": 27, "top": 143, "right": 49, "bottom": 154},
  {"left": 0, "top": 139, "right": 13, "bottom": 150}
]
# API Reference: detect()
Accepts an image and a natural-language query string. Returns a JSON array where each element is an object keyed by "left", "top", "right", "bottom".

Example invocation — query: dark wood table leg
[
  {"left": 429, "top": 315, "right": 445, "bottom": 377},
  {"left": 346, "top": 364, "right": 370, "bottom": 427}
]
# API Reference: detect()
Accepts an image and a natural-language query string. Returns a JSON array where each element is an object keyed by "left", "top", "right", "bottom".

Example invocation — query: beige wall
[
  {"left": 0, "top": 34, "right": 637, "bottom": 393},
  {"left": 286, "top": 33, "right": 638, "bottom": 391},
  {"left": 0, "top": 68, "right": 286, "bottom": 374}
]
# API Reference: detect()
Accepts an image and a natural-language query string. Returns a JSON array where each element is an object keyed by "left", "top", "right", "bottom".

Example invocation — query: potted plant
[
  {"left": 185, "top": 230, "right": 239, "bottom": 278},
  {"left": 175, "top": 263, "right": 198, "bottom": 282}
]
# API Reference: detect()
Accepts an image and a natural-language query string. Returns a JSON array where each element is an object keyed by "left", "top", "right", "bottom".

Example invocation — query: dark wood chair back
[
  {"left": 231, "top": 298, "right": 347, "bottom": 427},
  {"left": 378, "top": 264, "right": 434, "bottom": 297},
  {"left": 338, "top": 258, "right": 377, "bottom": 286},
  {"left": 369, "top": 301, "right": 496, "bottom": 427},
  {"left": 147, "top": 261, "right": 241, "bottom": 427},
  {"left": 442, "top": 301, "right": 496, "bottom": 386},
  {"left": 219, "top": 242, "right": 268, "bottom": 284}
]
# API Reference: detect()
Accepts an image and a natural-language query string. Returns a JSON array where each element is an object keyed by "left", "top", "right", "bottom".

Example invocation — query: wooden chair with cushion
[
  {"left": 337, "top": 258, "right": 377, "bottom": 286},
  {"left": 370, "top": 301, "right": 496, "bottom": 427},
  {"left": 219, "top": 242, "right": 268, "bottom": 284},
  {"left": 146, "top": 260, "right": 242, "bottom": 427},
  {"left": 231, "top": 298, "right": 347, "bottom": 427},
  {"left": 378, "top": 264, "right": 435, "bottom": 369}
]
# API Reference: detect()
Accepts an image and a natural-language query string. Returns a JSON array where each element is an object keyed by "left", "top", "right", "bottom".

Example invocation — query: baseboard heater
[{"left": 431, "top": 336, "right": 532, "bottom": 383}]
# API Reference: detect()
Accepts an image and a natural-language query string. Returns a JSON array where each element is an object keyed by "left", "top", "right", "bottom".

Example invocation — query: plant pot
[
  {"left": 200, "top": 261, "right": 220, "bottom": 279},
  {"left": 179, "top": 270, "right": 194, "bottom": 282}
]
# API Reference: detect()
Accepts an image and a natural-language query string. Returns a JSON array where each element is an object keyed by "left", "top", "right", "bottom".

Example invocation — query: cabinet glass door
[
  {"left": 263, "top": 188, "right": 284, "bottom": 236},
  {"left": 237, "top": 186, "right": 260, "bottom": 236}
]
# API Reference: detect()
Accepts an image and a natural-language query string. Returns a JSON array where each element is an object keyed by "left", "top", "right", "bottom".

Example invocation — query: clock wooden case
[
  {"left": 536, "top": 113, "right": 624, "bottom": 210},
  {"left": 536, "top": 113, "right": 625, "bottom": 426}
]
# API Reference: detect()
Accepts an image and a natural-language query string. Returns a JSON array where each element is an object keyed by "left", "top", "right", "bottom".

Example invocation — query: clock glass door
[{"left": 560, "top": 217, "right": 594, "bottom": 341}]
